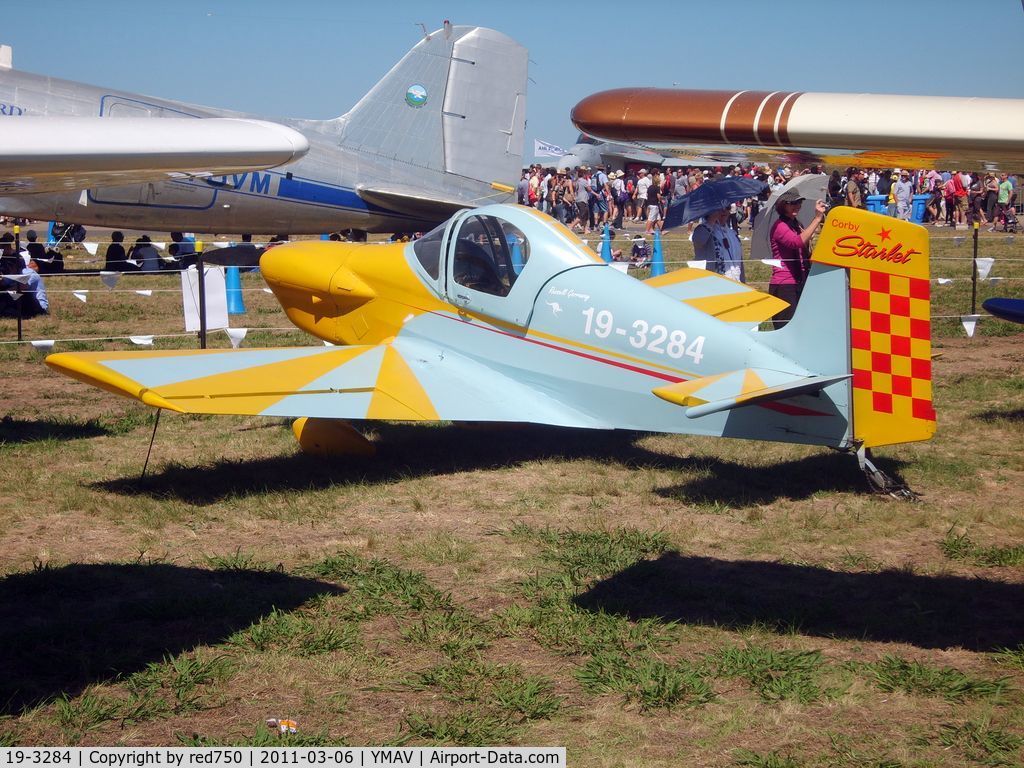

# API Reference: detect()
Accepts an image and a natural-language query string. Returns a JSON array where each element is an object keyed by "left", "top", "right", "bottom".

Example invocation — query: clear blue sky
[{"left": 4, "top": 0, "right": 1023, "bottom": 155}]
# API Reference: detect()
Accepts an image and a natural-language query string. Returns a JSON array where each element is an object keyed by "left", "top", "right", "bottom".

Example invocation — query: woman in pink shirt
[{"left": 768, "top": 189, "right": 826, "bottom": 329}]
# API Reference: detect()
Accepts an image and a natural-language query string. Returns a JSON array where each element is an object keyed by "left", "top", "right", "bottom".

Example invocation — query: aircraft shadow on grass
[
  {"left": 975, "top": 407, "right": 1024, "bottom": 424},
  {"left": 0, "top": 563, "right": 342, "bottom": 715},
  {"left": 575, "top": 551, "right": 1024, "bottom": 651},
  {"left": 0, "top": 416, "right": 108, "bottom": 445},
  {"left": 93, "top": 425, "right": 898, "bottom": 507}
]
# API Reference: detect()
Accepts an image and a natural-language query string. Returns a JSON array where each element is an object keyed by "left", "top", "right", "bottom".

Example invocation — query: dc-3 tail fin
[
  {"left": 765, "top": 207, "right": 936, "bottom": 448},
  {"left": 336, "top": 25, "right": 527, "bottom": 190}
]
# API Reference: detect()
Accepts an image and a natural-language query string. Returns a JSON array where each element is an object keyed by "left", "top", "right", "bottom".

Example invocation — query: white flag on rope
[
  {"left": 224, "top": 327, "right": 248, "bottom": 349},
  {"left": 73, "top": 290, "right": 88, "bottom": 303},
  {"left": 100, "top": 271, "right": 120, "bottom": 289},
  {"left": 82, "top": 242, "right": 99, "bottom": 256},
  {"left": 960, "top": 314, "right": 981, "bottom": 337},
  {"left": 976, "top": 257, "right": 994, "bottom": 280},
  {"left": 129, "top": 335, "right": 154, "bottom": 346},
  {"left": 687, "top": 260, "right": 708, "bottom": 270},
  {"left": 30, "top": 339, "right": 55, "bottom": 351}
]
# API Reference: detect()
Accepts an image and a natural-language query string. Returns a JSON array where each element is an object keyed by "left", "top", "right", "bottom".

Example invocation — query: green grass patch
[
  {"left": 732, "top": 750, "right": 802, "bottom": 768},
  {"left": 869, "top": 655, "right": 1009, "bottom": 701},
  {"left": 400, "top": 610, "right": 490, "bottom": 657},
  {"left": 405, "top": 658, "right": 561, "bottom": 721},
  {"left": 125, "top": 652, "right": 234, "bottom": 714},
  {"left": 228, "top": 607, "right": 359, "bottom": 657},
  {"left": 494, "top": 600, "right": 669, "bottom": 657},
  {"left": 205, "top": 548, "right": 272, "bottom": 572},
  {"left": 403, "top": 709, "right": 515, "bottom": 747},
  {"left": 712, "top": 645, "right": 833, "bottom": 704},
  {"left": 54, "top": 690, "right": 120, "bottom": 736},
  {"left": 993, "top": 644, "right": 1024, "bottom": 673},
  {"left": 941, "top": 531, "right": 1024, "bottom": 567},
  {"left": 936, "top": 719, "right": 1023, "bottom": 766},
  {"left": 303, "top": 551, "right": 449, "bottom": 616},
  {"left": 575, "top": 650, "right": 715, "bottom": 710},
  {"left": 180, "top": 727, "right": 338, "bottom": 747},
  {"left": 509, "top": 524, "right": 669, "bottom": 587}
]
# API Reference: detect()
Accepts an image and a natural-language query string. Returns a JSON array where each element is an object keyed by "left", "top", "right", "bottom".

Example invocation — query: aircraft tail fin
[
  {"left": 761, "top": 207, "right": 936, "bottom": 448},
  {"left": 337, "top": 25, "right": 527, "bottom": 190}
]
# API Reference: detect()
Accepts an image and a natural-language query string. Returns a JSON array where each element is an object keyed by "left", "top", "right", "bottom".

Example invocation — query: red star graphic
[{"left": 877, "top": 228, "right": 892, "bottom": 242}]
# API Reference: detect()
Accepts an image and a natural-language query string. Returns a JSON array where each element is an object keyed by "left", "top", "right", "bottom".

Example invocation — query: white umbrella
[{"left": 750, "top": 174, "right": 828, "bottom": 263}]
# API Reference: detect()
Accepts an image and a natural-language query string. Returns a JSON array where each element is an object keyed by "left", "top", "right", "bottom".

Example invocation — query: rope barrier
[{"left": 0, "top": 326, "right": 302, "bottom": 346}]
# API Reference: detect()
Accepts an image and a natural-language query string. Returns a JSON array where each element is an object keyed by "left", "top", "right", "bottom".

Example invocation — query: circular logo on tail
[{"left": 405, "top": 84, "right": 428, "bottom": 108}]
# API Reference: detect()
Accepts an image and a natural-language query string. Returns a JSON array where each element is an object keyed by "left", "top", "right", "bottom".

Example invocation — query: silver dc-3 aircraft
[{"left": 0, "top": 24, "right": 527, "bottom": 234}]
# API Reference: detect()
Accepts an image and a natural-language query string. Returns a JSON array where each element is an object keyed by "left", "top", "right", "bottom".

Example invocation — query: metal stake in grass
[
  {"left": 141, "top": 409, "right": 162, "bottom": 480},
  {"left": 971, "top": 219, "right": 979, "bottom": 315},
  {"left": 196, "top": 240, "right": 207, "bottom": 349}
]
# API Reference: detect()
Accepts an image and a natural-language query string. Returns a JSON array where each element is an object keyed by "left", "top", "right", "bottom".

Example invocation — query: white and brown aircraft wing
[
  {"left": 571, "top": 88, "right": 1024, "bottom": 170},
  {"left": 0, "top": 116, "right": 309, "bottom": 194}
]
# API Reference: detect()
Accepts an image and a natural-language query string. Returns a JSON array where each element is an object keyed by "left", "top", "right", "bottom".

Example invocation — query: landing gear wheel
[{"left": 857, "top": 446, "right": 920, "bottom": 501}]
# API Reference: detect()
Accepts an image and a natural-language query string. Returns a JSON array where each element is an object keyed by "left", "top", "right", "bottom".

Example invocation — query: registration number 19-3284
[{"left": 581, "top": 307, "right": 705, "bottom": 364}]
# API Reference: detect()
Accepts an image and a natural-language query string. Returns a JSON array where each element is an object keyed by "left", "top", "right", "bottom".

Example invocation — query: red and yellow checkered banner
[{"left": 813, "top": 207, "right": 936, "bottom": 448}]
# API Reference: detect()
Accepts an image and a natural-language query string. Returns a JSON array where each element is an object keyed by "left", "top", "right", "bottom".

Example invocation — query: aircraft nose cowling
[
  {"left": 261, "top": 241, "right": 375, "bottom": 299},
  {"left": 260, "top": 242, "right": 376, "bottom": 343}
]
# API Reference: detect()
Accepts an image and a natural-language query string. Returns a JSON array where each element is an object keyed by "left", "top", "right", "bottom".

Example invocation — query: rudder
[
  {"left": 337, "top": 25, "right": 527, "bottom": 188},
  {"left": 812, "top": 207, "right": 936, "bottom": 448}
]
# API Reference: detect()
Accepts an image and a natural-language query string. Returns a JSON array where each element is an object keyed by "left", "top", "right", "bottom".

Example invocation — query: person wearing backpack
[
  {"left": 610, "top": 171, "right": 626, "bottom": 228},
  {"left": 591, "top": 165, "right": 610, "bottom": 228}
]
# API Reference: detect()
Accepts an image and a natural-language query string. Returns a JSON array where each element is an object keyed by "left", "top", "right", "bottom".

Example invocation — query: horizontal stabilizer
[
  {"left": 652, "top": 368, "right": 850, "bottom": 419},
  {"left": 356, "top": 185, "right": 475, "bottom": 222},
  {"left": 644, "top": 268, "right": 789, "bottom": 324}
]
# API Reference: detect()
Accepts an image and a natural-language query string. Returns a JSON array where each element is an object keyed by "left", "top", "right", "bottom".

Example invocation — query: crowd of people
[
  {"left": 520, "top": 162, "right": 1019, "bottom": 234},
  {"left": 1, "top": 163, "right": 1019, "bottom": 326},
  {"left": 518, "top": 160, "right": 1019, "bottom": 327}
]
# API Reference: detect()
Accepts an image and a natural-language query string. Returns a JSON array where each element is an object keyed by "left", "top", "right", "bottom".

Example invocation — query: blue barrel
[
  {"left": 507, "top": 234, "right": 525, "bottom": 275},
  {"left": 866, "top": 195, "right": 888, "bottom": 215},
  {"left": 650, "top": 231, "right": 665, "bottom": 277},
  {"left": 225, "top": 266, "right": 246, "bottom": 314},
  {"left": 599, "top": 224, "right": 612, "bottom": 263},
  {"left": 911, "top": 194, "right": 929, "bottom": 224}
]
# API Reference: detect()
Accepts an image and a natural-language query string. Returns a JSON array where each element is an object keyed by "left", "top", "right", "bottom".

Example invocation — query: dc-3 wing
[
  {"left": 0, "top": 116, "right": 309, "bottom": 194},
  {"left": 45, "top": 340, "right": 607, "bottom": 428}
]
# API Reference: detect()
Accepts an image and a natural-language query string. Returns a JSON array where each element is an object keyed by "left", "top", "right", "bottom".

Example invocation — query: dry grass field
[{"left": 1, "top": 225, "right": 1022, "bottom": 766}]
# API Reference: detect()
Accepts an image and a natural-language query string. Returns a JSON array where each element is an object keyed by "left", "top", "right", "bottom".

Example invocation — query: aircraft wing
[
  {"left": 571, "top": 88, "right": 1024, "bottom": 171},
  {"left": 45, "top": 340, "right": 607, "bottom": 427},
  {"left": 0, "top": 116, "right": 310, "bottom": 194}
]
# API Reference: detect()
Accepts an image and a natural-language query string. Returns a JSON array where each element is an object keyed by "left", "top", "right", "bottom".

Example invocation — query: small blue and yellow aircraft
[{"left": 46, "top": 203, "right": 934, "bottom": 492}]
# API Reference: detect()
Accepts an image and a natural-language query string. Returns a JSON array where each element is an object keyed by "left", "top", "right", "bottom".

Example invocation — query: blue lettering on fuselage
[
  {"left": 0, "top": 103, "right": 25, "bottom": 115},
  {"left": 249, "top": 172, "right": 270, "bottom": 194},
  {"left": 203, "top": 171, "right": 272, "bottom": 194}
]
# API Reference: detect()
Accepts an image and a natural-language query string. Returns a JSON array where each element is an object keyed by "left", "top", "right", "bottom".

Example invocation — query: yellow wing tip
[{"left": 46, "top": 352, "right": 182, "bottom": 412}]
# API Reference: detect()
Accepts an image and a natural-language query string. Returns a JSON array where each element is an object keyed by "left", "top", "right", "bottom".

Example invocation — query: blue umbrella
[{"left": 664, "top": 177, "right": 767, "bottom": 228}]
